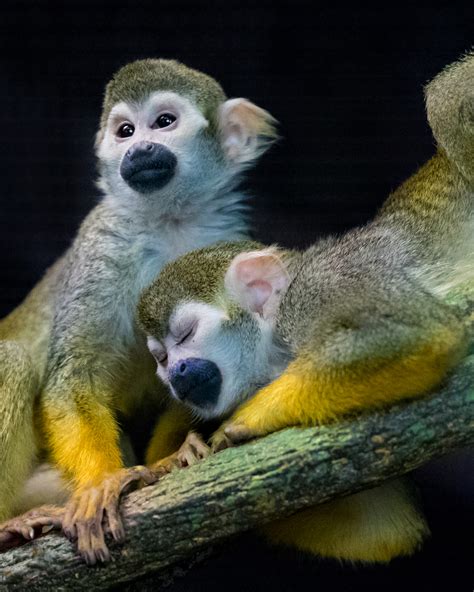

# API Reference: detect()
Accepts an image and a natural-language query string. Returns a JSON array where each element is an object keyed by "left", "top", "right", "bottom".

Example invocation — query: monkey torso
[
  {"left": 277, "top": 150, "right": 473, "bottom": 356},
  {"left": 1, "top": 190, "right": 249, "bottom": 416}
]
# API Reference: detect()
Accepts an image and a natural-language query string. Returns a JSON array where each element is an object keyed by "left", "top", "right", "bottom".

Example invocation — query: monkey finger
[
  {"left": 101, "top": 466, "right": 157, "bottom": 543},
  {"left": 177, "top": 447, "right": 197, "bottom": 467},
  {"left": 210, "top": 430, "right": 235, "bottom": 453},
  {"left": 223, "top": 423, "right": 256, "bottom": 444},
  {"left": 76, "top": 520, "right": 110, "bottom": 566},
  {"left": 129, "top": 465, "right": 159, "bottom": 488},
  {"left": 76, "top": 490, "right": 110, "bottom": 565},
  {"left": 63, "top": 500, "right": 80, "bottom": 542},
  {"left": 101, "top": 480, "right": 125, "bottom": 543},
  {"left": 64, "top": 487, "right": 103, "bottom": 543},
  {"left": 104, "top": 502, "right": 125, "bottom": 543},
  {"left": 24, "top": 513, "right": 64, "bottom": 532},
  {"left": 185, "top": 431, "right": 211, "bottom": 460},
  {"left": 0, "top": 506, "right": 65, "bottom": 551},
  {"left": 149, "top": 453, "right": 182, "bottom": 476}
]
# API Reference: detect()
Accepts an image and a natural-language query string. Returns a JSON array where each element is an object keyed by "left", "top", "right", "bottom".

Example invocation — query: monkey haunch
[
  {"left": 0, "top": 58, "right": 277, "bottom": 563},
  {"left": 138, "top": 53, "right": 474, "bottom": 563}
]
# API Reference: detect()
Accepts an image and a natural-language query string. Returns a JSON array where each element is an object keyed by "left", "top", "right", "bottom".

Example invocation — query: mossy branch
[{"left": 1, "top": 354, "right": 473, "bottom": 591}]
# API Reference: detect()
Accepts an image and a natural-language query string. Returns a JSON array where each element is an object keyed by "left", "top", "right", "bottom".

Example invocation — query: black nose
[
  {"left": 125, "top": 141, "right": 155, "bottom": 159},
  {"left": 169, "top": 358, "right": 222, "bottom": 408},
  {"left": 120, "top": 141, "right": 177, "bottom": 193}
]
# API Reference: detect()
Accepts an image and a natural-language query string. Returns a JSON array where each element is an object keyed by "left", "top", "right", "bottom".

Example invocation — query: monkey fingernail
[
  {"left": 96, "top": 547, "right": 110, "bottom": 563},
  {"left": 41, "top": 524, "right": 55, "bottom": 534}
]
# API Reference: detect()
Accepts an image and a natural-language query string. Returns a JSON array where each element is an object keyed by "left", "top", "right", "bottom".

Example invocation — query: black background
[{"left": 1, "top": 2, "right": 473, "bottom": 590}]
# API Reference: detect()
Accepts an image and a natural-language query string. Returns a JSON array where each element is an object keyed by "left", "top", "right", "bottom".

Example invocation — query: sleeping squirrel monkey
[
  {"left": 0, "top": 59, "right": 277, "bottom": 563},
  {"left": 137, "top": 52, "right": 474, "bottom": 563}
]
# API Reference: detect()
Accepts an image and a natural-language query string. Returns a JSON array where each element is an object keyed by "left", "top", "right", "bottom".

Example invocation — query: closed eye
[
  {"left": 147, "top": 337, "right": 168, "bottom": 366},
  {"left": 176, "top": 322, "right": 197, "bottom": 345},
  {"left": 156, "top": 350, "right": 168, "bottom": 365}
]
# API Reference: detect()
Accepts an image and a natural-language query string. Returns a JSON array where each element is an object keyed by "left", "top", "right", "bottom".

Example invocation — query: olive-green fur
[
  {"left": 425, "top": 50, "right": 474, "bottom": 182},
  {"left": 0, "top": 56, "right": 268, "bottom": 532},
  {"left": 135, "top": 52, "right": 474, "bottom": 565},
  {"left": 138, "top": 240, "right": 262, "bottom": 339},
  {"left": 100, "top": 59, "right": 226, "bottom": 133}
]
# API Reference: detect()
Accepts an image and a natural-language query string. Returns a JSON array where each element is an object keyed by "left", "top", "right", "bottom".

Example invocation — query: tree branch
[{"left": 1, "top": 354, "right": 473, "bottom": 591}]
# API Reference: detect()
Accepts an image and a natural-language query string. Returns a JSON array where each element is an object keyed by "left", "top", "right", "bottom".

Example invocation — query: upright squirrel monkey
[
  {"left": 137, "top": 52, "right": 474, "bottom": 563},
  {"left": 0, "top": 59, "right": 277, "bottom": 563}
]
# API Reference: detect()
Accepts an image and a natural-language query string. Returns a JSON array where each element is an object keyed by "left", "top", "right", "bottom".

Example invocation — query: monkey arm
[
  {"left": 39, "top": 210, "right": 146, "bottom": 486},
  {"left": 214, "top": 304, "right": 469, "bottom": 445},
  {"left": 41, "top": 388, "right": 123, "bottom": 489}
]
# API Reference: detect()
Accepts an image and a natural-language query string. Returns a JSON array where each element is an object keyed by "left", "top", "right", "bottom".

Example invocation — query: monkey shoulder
[{"left": 277, "top": 225, "right": 435, "bottom": 350}]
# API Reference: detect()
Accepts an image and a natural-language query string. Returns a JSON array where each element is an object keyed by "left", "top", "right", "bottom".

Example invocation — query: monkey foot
[{"left": 0, "top": 505, "right": 64, "bottom": 552}]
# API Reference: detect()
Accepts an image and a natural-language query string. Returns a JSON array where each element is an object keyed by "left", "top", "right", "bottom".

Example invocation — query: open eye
[
  {"left": 154, "top": 113, "right": 177, "bottom": 129},
  {"left": 117, "top": 123, "right": 135, "bottom": 138}
]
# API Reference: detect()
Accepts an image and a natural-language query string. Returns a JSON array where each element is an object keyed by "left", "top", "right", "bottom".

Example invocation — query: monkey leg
[
  {"left": 0, "top": 341, "right": 39, "bottom": 522},
  {"left": 213, "top": 320, "right": 467, "bottom": 446},
  {"left": 145, "top": 401, "right": 195, "bottom": 464},
  {"left": 261, "top": 478, "right": 429, "bottom": 563}
]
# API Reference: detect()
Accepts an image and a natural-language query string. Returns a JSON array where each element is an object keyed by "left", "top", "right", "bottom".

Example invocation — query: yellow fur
[
  {"left": 145, "top": 403, "right": 193, "bottom": 465},
  {"left": 262, "top": 481, "right": 429, "bottom": 563},
  {"left": 229, "top": 326, "right": 465, "bottom": 436},
  {"left": 221, "top": 328, "right": 463, "bottom": 562},
  {"left": 42, "top": 394, "right": 123, "bottom": 488}
]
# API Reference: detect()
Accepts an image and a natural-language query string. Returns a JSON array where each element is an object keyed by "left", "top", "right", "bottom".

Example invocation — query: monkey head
[
  {"left": 138, "top": 242, "right": 293, "bottom": 419},
  {"left": 95, "top": 59, "right": 278, "bottom": 210}
]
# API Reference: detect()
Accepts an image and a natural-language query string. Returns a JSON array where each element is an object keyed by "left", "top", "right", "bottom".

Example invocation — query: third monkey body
[{"left": 137, "top": 52, "right": 473, "bottom": 562}]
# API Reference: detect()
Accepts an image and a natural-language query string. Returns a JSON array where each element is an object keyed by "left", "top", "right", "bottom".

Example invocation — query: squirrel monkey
[
  {"left": 136, "top": 52, "right": 474, "bottom": 563},
  {"left": 0, "top": 59, "right": 277, "bottom": 563}
]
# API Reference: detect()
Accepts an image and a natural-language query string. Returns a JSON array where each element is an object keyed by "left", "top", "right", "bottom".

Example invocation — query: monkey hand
[
  {"left": 64, "top": 432, "right": 210, "bottom": 565},
  {"left": 0, "top": 505, "right": 65, "bottom": 552},
  {"left": 169, "top": 430, "right": 211, "bottom": 467},
  {"left": 211, "top": 379, "right": 293, "bottom": 452},
  {"left": 63, "top": 465, "right": 160, "bottom": 565},
  {"left": 210, "top": 420, "right": 261, "bottom": 452}
]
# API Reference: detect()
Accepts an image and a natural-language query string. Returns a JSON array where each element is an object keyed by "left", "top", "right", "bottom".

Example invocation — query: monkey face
[
  {"left": 146, "top": 301, "right": 281, "bottom": 420},
  {"left": 96, "top": 91, "right": 224, "bottom": 206}
]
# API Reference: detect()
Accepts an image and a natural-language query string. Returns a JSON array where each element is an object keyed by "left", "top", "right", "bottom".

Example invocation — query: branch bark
[{"left": 1, "top": 354, "right": 473, "bottom": 591}]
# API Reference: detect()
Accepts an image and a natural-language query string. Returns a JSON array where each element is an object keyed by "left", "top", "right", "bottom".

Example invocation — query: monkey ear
[
  {"left": 218, "top": 98, "right": 278, "bottom": 166},
  {"left": 225, "top": 249, "right": 289, "bottom": 319}
]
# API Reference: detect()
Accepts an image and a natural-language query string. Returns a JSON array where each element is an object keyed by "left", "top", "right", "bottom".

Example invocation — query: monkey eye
[
  {"left": 154, "top": 113, "right": 177, "bottom": 129},
  {"left": 117, "top": 123, "right": 135, "bottom": 138},
  {"left": 156, "top": 350, "right": 168, "bottom": 366},
  {"left": 175, "top": 322, "right": 197, "bottom": 346}
]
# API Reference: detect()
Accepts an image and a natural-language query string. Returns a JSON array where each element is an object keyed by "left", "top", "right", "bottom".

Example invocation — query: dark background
[{"left": 1, "top": 2, "right": 473, "bottom": 590}]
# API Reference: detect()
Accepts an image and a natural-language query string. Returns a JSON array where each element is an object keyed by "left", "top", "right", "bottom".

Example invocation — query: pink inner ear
[{"left": 246, "top": 279, "right": 272, "bottom": 314}]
